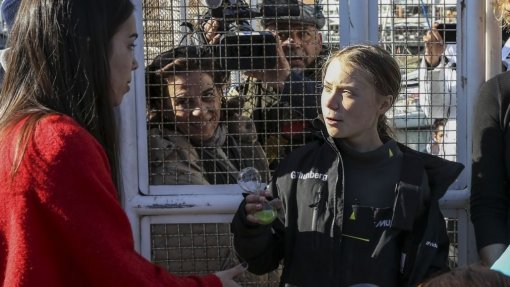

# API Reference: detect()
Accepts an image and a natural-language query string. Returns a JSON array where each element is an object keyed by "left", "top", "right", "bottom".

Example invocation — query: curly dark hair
[{"left": 145, "top": 46, "right": 229, "bottom": 125}]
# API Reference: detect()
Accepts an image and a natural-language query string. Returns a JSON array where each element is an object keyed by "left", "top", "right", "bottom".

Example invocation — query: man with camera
[{"left": 205, "top": 0, "right": 329, "bottom": 169}]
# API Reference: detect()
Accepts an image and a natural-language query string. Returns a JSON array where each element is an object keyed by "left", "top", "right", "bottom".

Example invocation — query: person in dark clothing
[
  {"left": 204, "top": 0, "right": 330, "bottom": 169},
  {"left": 231, "top": 44, "right": 463, "bottom": 287},
  {"left": 470, "top": 0, "right": 510, "bottom": 267},
  {"left": 471, "top": 72, "right": 510, "bottom": 266}
]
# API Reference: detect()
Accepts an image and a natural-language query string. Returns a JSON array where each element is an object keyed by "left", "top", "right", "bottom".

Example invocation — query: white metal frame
[{"left": 121, "top": 0, "right": 494, "bottom": 264}]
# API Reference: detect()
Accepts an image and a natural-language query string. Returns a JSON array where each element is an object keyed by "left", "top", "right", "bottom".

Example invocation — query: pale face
[
  {"left": 433, "top": 125, "right": 445, "bottom": 143},
  {"left": 108, "top": 14, "right": 139, "bottom": 106},
  {"left": 321, "top": 59, "right": 392, "bottom": 152},
  {"left": 266, "top": 22, "right": 322, "bottom": 71},
  {"left": 167, "top": 72, "right": 221, "bottom": 143}
]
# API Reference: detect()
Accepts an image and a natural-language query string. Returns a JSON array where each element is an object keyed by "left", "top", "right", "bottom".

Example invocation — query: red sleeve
[{"left": 0, "top": 115, "right": 222, "bottom": 287}]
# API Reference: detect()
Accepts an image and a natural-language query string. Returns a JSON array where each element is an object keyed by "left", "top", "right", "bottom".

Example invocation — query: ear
[{"left": 378, "top": 94, "right": 394, "bottom": 115}]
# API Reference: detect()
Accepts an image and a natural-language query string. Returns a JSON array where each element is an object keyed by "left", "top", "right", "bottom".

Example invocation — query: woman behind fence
[
  {"left": 146, "top": 46, "right": 270, "bottom": 185},
  {"left": 0, "top": 0, "right": 245, "bottom": 286},
  {"left": 231, "top": 44, "right": 464, "bottom": 287}
]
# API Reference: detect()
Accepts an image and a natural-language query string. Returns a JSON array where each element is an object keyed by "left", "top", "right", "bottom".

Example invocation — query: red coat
[{"left": 0, "top": 114, "right": 221, "bottom": 287}]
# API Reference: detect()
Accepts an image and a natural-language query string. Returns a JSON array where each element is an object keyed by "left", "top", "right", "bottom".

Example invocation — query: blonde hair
[{"left": 494, "top": 0, "right": 510, "bottom": 29}]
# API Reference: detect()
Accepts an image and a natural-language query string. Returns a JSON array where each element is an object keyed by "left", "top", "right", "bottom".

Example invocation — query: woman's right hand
[
  {"left": 214, "top": 263, "right": 248, "bottom": 287},
  {"left": 244, "top": 189, "right": 282, "bottom": 225}
]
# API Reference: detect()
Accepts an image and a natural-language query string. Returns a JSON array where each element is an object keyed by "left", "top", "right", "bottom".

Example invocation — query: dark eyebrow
[{"left": 129, "top": 33, "right": 139, "bottom": 39}]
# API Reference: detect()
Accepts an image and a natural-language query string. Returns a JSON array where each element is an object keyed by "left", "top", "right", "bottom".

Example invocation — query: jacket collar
[
  {"left": 398, "top": 143, "right": 464, "bottom": 199},
  {"left": 312, "top": 115, "right": 464, "bottom": 198}
]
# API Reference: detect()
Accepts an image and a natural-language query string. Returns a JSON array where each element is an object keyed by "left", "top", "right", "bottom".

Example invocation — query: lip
[
  {"left": 189, "top": 122, "right": 210, "bottom": 128},
  {"left": 287, "top": 57, "right": 304, "bottom": 63},
  {"left": 325, "top": 117, "right": 341, "bottom": 125},
  {"left": 188, "top": 117, "right": 217, "bottom": 128}
]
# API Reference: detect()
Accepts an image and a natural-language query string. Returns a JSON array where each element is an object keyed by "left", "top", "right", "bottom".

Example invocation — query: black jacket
[
  {"left": 471, "top": 71, "right": 510, "bottom": 250},
  {"left": 232, "top": 119, "right": 464, "bottom": 287}
]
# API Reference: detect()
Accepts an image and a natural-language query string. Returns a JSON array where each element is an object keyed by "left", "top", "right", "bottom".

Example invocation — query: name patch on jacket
[{"left": 290, "top": 170, "right": 328, "bottom": 181}]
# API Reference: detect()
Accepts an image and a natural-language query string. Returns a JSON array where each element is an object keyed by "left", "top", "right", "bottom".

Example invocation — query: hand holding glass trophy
[{"left": 237, "top": 167, "right": 277, "bottom": 225}]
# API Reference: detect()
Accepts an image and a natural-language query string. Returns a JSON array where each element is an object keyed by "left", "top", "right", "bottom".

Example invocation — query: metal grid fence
[
  {"left": 144, "top": 0, "right": 461, "bottom": 185},
  {"left": 151, "top": 223, "right": 281, "bottom": 286},
  {"left": 141, "top": 0, "right": 469, "bottom": 282}
]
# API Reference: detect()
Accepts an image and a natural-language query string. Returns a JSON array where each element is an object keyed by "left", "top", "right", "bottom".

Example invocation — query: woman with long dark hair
[{"left": 0, "top": 0, "right": 244, "bottom": 286}]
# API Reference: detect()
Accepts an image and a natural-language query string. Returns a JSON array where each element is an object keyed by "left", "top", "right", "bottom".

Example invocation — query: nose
[
  {"left": 132, "top": 57, "right": 139, "bottom": 71},
  {"left": 324, "top": 91, "right": 341, "bottom": 110},
  {"left": 282, "top": 32, "right": 302, "bottom": 47},
  {"left": 191, "top": 101, "right": 209, "bottom": 118}
]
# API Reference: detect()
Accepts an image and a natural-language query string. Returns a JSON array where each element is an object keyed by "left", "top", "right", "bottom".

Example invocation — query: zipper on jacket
[
  {"left": 322, "top": 129, "right": 345, "bottom": 285},
  {"left": 309, "top": 186, "right": 323, "bottom": 232}
]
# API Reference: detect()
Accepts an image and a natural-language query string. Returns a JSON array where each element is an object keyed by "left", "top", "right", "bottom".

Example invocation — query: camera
[{"left": 202, "top": 0, "right": 300, "bottom": 70}]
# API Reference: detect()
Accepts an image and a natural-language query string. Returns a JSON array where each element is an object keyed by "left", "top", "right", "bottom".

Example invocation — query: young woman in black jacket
[{"left": 232, "top": 44, "right": 463, "bottom": 287}]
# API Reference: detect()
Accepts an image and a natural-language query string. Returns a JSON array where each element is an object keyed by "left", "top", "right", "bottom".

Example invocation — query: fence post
[{"left": 339, "top": 0, "right": 378, "bottom": 46}]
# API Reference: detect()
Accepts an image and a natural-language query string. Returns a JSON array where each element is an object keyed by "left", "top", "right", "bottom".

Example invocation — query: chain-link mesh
[
  {"left": 380, "top": 0, "right": 457, "bottom": 160},
  {"left": 151, "top": 223, "right": 281, "bottom": 286},
  {"left": 143, "top": 0, "right": 462, "bottom": 282}
]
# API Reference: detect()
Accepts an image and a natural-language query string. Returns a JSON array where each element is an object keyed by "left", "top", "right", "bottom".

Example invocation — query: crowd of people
[{"left": 0, "top": 0, "right": 510, "bottom": 286}]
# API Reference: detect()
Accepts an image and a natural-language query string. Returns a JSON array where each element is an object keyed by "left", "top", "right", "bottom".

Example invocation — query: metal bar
[
  {"left": 339, "top": 0, "right": 351, "bottom": 47},
  {"left": 453, "top": 0, "right": 484, "bottom": 190},
  {"left": 128, "top": 194, "right": 243, "bottom": 216},
  {"left": 439, "top": 189, "right": 470, "bottom": 209}
]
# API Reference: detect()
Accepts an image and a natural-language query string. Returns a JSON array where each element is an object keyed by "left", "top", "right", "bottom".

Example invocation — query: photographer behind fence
[{"left": 203, "top": 0, "right": 330, "bottom": 169}]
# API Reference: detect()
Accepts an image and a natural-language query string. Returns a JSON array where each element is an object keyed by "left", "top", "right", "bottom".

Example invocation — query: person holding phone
[
  {"left": 419, "top": 22, "right": 458, "bottom": 162},
  {"left": 203, "top": 0, "right": 330, "bottom": 169}
]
